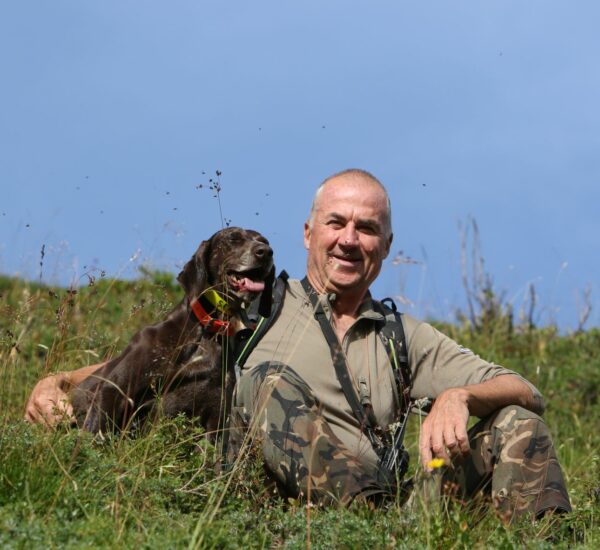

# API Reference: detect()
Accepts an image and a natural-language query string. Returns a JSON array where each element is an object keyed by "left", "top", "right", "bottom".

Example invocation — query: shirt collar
[
  {"left": 293, "top": 278, "right": 385, "bottom": 322},
  {"left": 355, "top": 292, "right": 386, "bottom": 321}
]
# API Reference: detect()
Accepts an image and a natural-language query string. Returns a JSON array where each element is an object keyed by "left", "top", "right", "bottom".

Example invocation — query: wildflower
[{"left": 427, "top": 458, "right": 446, "bottom": 470}]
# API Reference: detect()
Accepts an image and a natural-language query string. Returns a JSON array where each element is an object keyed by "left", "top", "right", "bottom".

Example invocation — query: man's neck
[
  {"left": 305, "top": 273, "right": 367, "bottom": 339},
  {"left": 330, "top": 291, "right": 365, "bottom": 318}
]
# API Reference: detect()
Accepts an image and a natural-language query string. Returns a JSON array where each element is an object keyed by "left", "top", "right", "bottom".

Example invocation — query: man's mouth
[
  {"left": 227, "top": 267, "right": 267, "bottom": 293},
  {"left": 329, "top": 253, "right": 362, "bottom": 267}
]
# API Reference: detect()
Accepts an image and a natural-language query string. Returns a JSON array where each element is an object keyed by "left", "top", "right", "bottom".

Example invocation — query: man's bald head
[{"left": 308, "top": 169, "right": 393, "bottom": 238}]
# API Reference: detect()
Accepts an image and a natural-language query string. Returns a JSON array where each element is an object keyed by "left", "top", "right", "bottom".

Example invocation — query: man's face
[{"left": 304, "top": 176, "right": 393, "bottom": 297}]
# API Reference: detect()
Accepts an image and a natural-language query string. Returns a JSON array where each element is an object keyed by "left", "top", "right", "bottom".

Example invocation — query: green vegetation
[{"left": 1, "top": 272, "right": 599, "bottom": 548}]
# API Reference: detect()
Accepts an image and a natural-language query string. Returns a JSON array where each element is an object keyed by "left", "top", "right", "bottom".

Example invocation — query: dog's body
[{"left": 71, "top": 227, "right": 274, "bottom": 434}]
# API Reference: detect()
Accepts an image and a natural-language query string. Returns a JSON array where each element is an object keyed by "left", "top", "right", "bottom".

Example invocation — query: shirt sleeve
[{"left": 405, "top": 317, "right": 545, "bottom": 414}]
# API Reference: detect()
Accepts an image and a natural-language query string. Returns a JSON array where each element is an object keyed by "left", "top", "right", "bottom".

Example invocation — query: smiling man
[
  {"left": 227, "top": 169, "right": 571, "bottom": 518},
  {"left": 26, "top": 169, "right": 571, "bottom": 519}
]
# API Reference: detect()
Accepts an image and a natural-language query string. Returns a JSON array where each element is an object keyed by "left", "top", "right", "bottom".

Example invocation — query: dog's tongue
[{"left": 238, "top": 278, "right": 265, "bottom": 292}]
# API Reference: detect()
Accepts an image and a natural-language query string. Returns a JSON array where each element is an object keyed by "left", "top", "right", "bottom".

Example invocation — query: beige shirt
[{"left": 243, "top": 279, "right": 543, "bottom": 475}]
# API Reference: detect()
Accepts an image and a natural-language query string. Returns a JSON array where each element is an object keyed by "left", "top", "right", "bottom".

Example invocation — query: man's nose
[{"left": 339, "top": 225, "right": 359, "bottom": 246}]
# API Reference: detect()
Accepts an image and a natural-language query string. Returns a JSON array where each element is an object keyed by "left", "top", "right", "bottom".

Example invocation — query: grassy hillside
[{"left": 1, "top": 272, "right": 599, "bottom": 548}]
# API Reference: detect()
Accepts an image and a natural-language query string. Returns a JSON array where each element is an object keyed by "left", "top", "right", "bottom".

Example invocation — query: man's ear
[
  {"left": 303, "top": 221, "right": 311, "bottom": 250},
  {"left": 177, "top": 239, "right": 211, "bottom": 298},
  {"left": 383, "top": 232, "right": 393, "bottom": 259}
]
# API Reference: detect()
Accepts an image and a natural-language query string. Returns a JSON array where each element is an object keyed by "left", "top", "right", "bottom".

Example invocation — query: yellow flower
[{"left": 427, "top": 458, "right": 446, "bottom": 470}]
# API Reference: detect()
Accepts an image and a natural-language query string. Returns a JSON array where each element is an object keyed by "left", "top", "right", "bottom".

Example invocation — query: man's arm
[
  {"left": 418, "top": 374, "right": 541, "bottom": 469},
  {"left": 24, "top": 362, "right": 107, "bottom": 426}
]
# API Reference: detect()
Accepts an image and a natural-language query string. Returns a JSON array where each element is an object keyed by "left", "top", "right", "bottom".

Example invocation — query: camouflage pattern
[
  {"left": 227, "top": 361, "right": 391, "bottom": 505},
  {"left": 228, "top": 363, "right": 571, "bottom": 517},
  {"left": 441, "top": 404, "right": 572, "bottom": 520}
]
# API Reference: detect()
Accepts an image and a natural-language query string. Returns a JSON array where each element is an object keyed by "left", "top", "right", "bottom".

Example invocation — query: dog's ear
[
  {"left": 177, "top": 239, "right": 211, "bottom": 298},
  {"left": 257, "top": 266, "right": 275, "bottom": 318}
]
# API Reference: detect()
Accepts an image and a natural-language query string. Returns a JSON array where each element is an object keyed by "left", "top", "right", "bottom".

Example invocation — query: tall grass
[{"left": 1, "top": 271, "right": 599, "bottom": 548}]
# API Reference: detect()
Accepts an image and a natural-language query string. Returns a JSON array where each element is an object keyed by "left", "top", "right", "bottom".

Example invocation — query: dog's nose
[{"left": 254, "top": 243, "right": 273, "bottom": 259}]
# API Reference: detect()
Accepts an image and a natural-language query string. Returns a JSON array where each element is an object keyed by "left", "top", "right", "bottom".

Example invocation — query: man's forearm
[
  {"left": 460, "top": 374, "right": 543, "bottom": 417},
  {"left": 61, "top": 363, "right": 106, "bottom": 390}
]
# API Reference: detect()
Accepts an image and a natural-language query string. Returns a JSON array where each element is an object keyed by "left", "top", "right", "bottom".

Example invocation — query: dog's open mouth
[{"left": 227, "top": 267, "right": 267, "bottom": 294}]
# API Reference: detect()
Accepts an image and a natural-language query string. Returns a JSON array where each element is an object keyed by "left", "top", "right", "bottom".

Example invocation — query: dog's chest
[{"left": 180, "top": 338, "right": 222, "bottom": 376}]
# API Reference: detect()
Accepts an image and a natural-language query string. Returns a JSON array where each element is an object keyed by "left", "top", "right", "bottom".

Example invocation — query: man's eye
[
  {"left": 327, "top": 220, "right": 343, "bottom": 228},
  {"left": 357, "top": 224, "right": 378, "bottom": 235}
]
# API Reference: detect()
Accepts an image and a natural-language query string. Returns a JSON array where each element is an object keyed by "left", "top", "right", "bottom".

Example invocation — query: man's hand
[
  {"left": 418, "top": 375, "right": 542, "bottom": 470},
  {"left": 24, "top": 362, "right": 106, "bottom": 427},
  {"left": 24, "top": 373, "right": 74, "bottom": 427},
  {"left": 419, "top": 387, "right": 471, "bottom": 469}
]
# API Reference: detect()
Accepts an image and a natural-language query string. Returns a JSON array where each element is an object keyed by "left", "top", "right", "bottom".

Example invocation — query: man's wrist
[{"left": 440, "top": 386, "right": 470, "bottom": 406}]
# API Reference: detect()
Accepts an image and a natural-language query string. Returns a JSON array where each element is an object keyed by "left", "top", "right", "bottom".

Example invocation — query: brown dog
[{"left": 71, "top": 227, "right": 274, "bottom": 435}]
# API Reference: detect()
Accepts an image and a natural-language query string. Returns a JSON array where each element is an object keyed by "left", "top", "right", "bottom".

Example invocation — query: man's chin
[{"left": 324, "top": 270, "right": 365, "bottom": 292}]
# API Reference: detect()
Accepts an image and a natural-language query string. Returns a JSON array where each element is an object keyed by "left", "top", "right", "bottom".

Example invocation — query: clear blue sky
[{"left": 2, "top": 1, "right": 599, "bottom": 330}]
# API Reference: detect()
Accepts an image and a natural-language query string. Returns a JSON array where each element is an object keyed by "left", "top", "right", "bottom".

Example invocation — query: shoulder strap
[
  {"left": 300, "top": 277, "right": 385, "bottom": 452},
  {"left": 234, "top": 270, "right": 289, "bottom": 376},
  {"left": 373, "top": 298, "right": 412, "bottom": 419}
]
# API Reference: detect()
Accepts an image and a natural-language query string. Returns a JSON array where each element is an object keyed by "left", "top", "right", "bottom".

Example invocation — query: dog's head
[{"left": 177, "top": 227, "right": 274, "bottom": 314}]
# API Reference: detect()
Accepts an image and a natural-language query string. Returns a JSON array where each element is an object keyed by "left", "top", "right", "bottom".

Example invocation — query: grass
[{"left": 1, "top": 270, "right": 599, "bottom": 548}]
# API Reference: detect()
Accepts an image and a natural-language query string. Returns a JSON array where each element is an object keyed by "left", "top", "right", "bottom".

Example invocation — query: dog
[{"left": 71, "top": 227, "right": 274, "bottom": 435}]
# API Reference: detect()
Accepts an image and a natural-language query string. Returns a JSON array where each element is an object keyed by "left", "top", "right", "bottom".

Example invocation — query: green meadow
[{"left": 1, "top": 271, "right": 599, "bottom": 548}]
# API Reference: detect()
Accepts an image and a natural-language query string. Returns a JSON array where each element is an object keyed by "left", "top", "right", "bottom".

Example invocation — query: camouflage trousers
[
  {"left": 440, "top": 403, "right": 572, "bottom": 519},
  {"left": 227, "top": 362, "right": 571, "bottom": 517}
]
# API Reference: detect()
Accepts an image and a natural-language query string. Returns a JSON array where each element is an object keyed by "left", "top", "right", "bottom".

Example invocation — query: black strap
[
  {"left": 375, "top": 301, "right": 411, "bottom": 417},
  {"left": 234, "top": 271, "right": 289, "bottom": 372},
  {"left": 300, "top": 277, "right": 385, "bottom": 452},
  {"left": 224, "top": 271, "right": 288, "bottom": 461}
]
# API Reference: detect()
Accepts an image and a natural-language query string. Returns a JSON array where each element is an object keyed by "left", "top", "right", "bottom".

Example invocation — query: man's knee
[
  {"left": 492, "top": 404, "right": 544, "bottom": 428},
  {"left": 463, "top": 405, "right": 556, "bottom": 494},
  {"left": 485, "top": 405, "right": 571, "bottom": 517},
  {"left": 487, "top": 405, "right": 552, "bottom": 458},
  {"left": 236, "top": 361, "right": 318, "bottom": 415},
  {"left": 228, "top": 362, "right": 315, "bottom": 468},
  {"left": 234, "top": 362, "right": 381, "bottom": 504}
]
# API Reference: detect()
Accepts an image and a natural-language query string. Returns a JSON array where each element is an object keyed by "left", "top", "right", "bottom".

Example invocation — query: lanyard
[{"left": 300, "top": 277, "right": 387, "bottom": 453}]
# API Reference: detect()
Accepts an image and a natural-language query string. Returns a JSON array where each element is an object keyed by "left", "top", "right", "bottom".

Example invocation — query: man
[{"left": 25, "top": 169, "right": 571, "bottom": 518}]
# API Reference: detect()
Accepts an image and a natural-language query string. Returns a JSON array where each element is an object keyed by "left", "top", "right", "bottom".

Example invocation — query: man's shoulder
[
  {"left": 373, "top": 304, "right": 449, "bottom": 353},
  {"left": 284, "top": 277, "right": 304, "bottom": 296},
  {"left": 265, "top": 276, "right": 310, "bottom": 324},
  {"left": 368, "top": 298, "right": 428, "bottom": 337},
  {"left": 272, "top": 277, "right": 305, "bottom": 312}
]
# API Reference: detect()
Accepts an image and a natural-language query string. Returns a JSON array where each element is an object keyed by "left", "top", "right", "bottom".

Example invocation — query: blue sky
[{"left": 1, "top": 1, "right": 599, "bottom": 330}]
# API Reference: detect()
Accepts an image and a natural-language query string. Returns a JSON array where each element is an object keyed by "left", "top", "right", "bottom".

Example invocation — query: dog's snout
[{"left": 254, "top": 243, "right": 273, "bottom": 259}]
